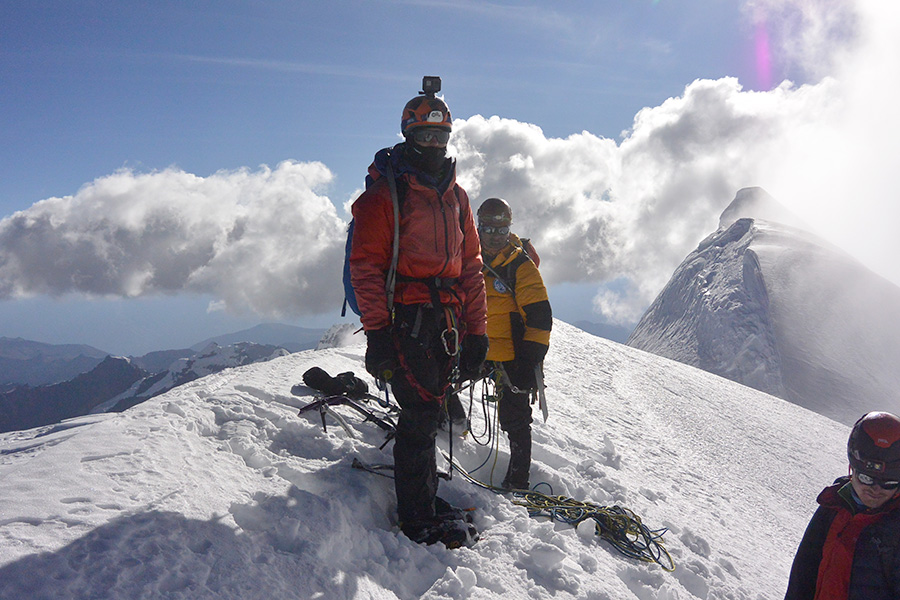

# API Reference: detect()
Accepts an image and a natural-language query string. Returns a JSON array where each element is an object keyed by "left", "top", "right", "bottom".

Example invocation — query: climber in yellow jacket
[{"left": 477, "top": 197, "right": 552, "bottom": 490}]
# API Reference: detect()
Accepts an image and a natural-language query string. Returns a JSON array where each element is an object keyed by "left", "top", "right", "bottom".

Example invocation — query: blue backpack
[
  {"left": 341, "top": 219, "right": 362, "bottom": 316},
  {"left": 342, "top": 151, "right": 402, "bottom": 317}
]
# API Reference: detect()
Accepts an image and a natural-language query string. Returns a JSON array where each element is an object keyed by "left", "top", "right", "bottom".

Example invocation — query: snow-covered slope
[
  {"left": 0, "top": 321, "right": 847, "bottom": 599},
  {"left": 628, "top": 188, "right": 900, "bottom": 425}
]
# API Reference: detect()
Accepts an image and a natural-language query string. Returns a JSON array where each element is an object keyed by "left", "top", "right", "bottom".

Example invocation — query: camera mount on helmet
[
  {"left": 401, "top": 76, "right": 451, "bottom": 135},
  {"left": 421, "top": 76, "right": 441, "bottom": 98}
]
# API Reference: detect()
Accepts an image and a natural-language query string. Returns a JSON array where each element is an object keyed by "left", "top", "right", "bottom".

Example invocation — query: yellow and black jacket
[{"left": 483, "top": 234, "right": 552, "bottom": 363}]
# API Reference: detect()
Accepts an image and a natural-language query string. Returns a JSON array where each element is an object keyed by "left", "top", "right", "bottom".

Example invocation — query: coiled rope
[
  {"left": 511, "top": 489, "right": 674, "bottom": 571},
  {"left": 441, "top": 372, "right": 675, "bottom": 571},
  {"left": 440, "top": 447, "right": 674, "bottom": 571}
]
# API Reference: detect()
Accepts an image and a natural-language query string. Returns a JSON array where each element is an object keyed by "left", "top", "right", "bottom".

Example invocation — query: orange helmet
[{"left": 401, "top": 95, "right": 452, "bottom": 136}]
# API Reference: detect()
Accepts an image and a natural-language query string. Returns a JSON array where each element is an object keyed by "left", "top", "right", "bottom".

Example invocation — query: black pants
[
  {"left": 495, "top": 360, "right": 534, "bottom": 488},
  {"left": 391, "top": 305, "right": 456, "bottom": 525}
]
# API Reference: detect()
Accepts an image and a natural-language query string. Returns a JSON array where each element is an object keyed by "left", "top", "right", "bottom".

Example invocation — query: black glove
[
  {"left": 365, "top": 327, "right": 397, "bottom": 380},
  {"left": 460, "top": 333, "right": 489, "bottom": 377},
  {"left": 517, "top": 340, "right": 547, "bottom": 367},
  {"left": 512, "top": 340, "right": 547, "bottom": 390}
]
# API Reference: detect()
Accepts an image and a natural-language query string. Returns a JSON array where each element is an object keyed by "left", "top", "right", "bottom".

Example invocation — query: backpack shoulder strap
[
  {"left": 484, "top": 250, "right": 530, "bottom": 302},
  {"left": 384, "top": 152, "right": 401, "bottom": 315}
]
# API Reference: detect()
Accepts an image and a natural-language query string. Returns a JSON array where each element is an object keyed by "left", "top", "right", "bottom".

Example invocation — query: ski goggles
[
  {"left": 478, "top": 225, "right": 510, "bottom": 235},
  {"left": 856, "top": 470, "right": 900, "bottom": 490},
  {"left": 410, "top": 128, "right": 450, "bottom": 145}
]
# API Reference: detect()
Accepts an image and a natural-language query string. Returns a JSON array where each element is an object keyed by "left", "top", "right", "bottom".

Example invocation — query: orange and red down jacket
[{"left": 349, "top": 145, "right": 487, "bottom": 336}]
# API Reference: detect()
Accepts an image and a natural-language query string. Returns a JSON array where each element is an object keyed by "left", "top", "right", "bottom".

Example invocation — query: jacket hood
[{"left": 365, "top": 143, "right": 455, "bottom": 190}]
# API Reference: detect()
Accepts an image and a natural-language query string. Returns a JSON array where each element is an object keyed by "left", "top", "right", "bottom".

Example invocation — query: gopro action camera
[{"left": 422, "top": 76, "right": 441, "bottom": 97}]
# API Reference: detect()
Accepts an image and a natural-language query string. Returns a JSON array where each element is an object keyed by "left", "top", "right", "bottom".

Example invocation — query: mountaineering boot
[
  {"left": 435, "top": 496, "right": 474, "bottom": 524},
  {"left": 401, "top": 517, "right": 478, "bottom": 549},
  {"left": 502, "top": 434, "right": 531, "bottom": 491}
]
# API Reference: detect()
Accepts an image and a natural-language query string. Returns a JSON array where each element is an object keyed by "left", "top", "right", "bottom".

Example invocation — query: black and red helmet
[
  {"left": 401, "top": 96, "right": 451, "bottom": 136},
  {"left": 848, "top": 411, "right": 900, "bottom": 480}
]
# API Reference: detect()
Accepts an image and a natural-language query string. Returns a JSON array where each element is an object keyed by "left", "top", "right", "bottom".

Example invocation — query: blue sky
[
  {"left": 1, "top": 1, "right": 763, "bottom": 207},
  {"left": 1, "top": 1, "right": 895, "bottom": 355}
]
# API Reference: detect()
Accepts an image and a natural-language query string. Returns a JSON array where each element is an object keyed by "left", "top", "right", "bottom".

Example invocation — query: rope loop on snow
[
  {"left": 511, "top": 490, "right": 675, "bottom": 571},
  {"left": 439, "top": 448, "right": 675, "bottom": 572}
]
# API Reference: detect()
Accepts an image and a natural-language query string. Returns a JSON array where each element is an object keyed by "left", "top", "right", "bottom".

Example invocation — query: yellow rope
[
  {"left": 441, "top": 448, "right": 675, "bottom": 572},
  {"left": 511, "top": 490, "right": 675, "bottom": 571}
]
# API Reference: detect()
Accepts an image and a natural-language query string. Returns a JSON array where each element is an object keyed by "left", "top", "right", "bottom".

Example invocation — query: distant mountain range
[
  {"left": 0, "top": 355, "right": 146, "bottom": 433},
  {"left": 0, "top": 338, "right": 109, "bottom": 388},
  {"left": 0, "top": 341, "right": 294, "bottom": 434},
  {"left": 0, "top": 323, "right": 327, "bottom": 389},
  {"left": 190, "top": 323, "right": 326, "bottom": 353},
  {"left": 0, "top": 323, "right": 328, "bottom": 434}
]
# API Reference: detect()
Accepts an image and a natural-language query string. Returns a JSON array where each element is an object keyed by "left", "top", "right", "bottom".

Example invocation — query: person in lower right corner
[
  {"left": 784, "top": 411, "right": 900, "bottom": 600},
  {"left": 476, "top": 197, "right": 551, "bottom": 491}
]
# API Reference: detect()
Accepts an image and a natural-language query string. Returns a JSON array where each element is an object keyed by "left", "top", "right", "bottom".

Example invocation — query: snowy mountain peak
[
  {"left": 631, "top": 193, "right": 900, "bottom": 425},
  {"left": 316, "top": 322, "right": 363, "bottom": 350},
  {"left": 718, "top": 186, "right": 809, "bottom": 231}
]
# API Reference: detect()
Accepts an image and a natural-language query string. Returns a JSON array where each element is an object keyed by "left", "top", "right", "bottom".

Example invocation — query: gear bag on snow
[{"left": 300, "top": 366, "right": 369, "bottom": 399}]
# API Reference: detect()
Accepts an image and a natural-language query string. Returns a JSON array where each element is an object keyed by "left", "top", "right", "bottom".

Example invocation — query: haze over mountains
[
  {"left": 0, "top": 323, "right": 327, "bottom": 388},
  {"left": 0, "top": 337, "right": 109, "bottom": 388},
  {"left": 628, "top": 187, "right": 900, "bottom": 425}
]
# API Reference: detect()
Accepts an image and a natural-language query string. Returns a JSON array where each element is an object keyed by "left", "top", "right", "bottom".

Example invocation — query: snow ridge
[
  {"left": 629, "top": 218, "right": 785, "bottom": 397},
  {"left": 0, "top": 321, "right": 847, "bottom": 599}
]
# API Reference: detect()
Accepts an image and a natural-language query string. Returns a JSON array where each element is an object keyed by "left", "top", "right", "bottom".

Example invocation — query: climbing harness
[{"left": 491, "top": 362, "right": 548, "bottom": 422}]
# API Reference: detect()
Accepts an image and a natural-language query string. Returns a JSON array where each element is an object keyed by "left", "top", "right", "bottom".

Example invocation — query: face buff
[{"left": 406, "top": 143, "right": 447, "bottom": 175}]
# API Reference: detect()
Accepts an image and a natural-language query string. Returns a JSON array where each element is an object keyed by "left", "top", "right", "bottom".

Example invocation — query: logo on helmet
[
  {"left": 427, "top": 110, "right": 444, "bottom": 123},
  {"left": 865, "top": 459, "right": 886, "bottom": 473}
]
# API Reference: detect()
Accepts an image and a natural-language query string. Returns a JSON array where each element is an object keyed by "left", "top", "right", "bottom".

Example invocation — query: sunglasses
[
  {"left": 410, "top": 128, "right": 450, "bottom": 145},
  {"left": 856, "top": 471, "right": 900, "bottom": 490},
  {"left": 478, "top": 225, "right": 510, "bottom": 235}
]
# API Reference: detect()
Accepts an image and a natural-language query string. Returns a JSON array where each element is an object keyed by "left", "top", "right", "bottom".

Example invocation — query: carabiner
[{"left": 441, "top": 326, "right": 460, "bottom": 357}]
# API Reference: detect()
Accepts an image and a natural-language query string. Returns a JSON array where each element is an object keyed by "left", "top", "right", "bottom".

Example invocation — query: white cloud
[
  {"left": 0, "top": 161, "right": 346, "bottom": 317},
  {"left": 2, "top": 2, "right": 895, "bottom": 327},
  {"left": 447, "top": 0, "right": 900, "bottom": 323},
  {"left": 450, "top": 76, "right": 846, "bottom": 322}
]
